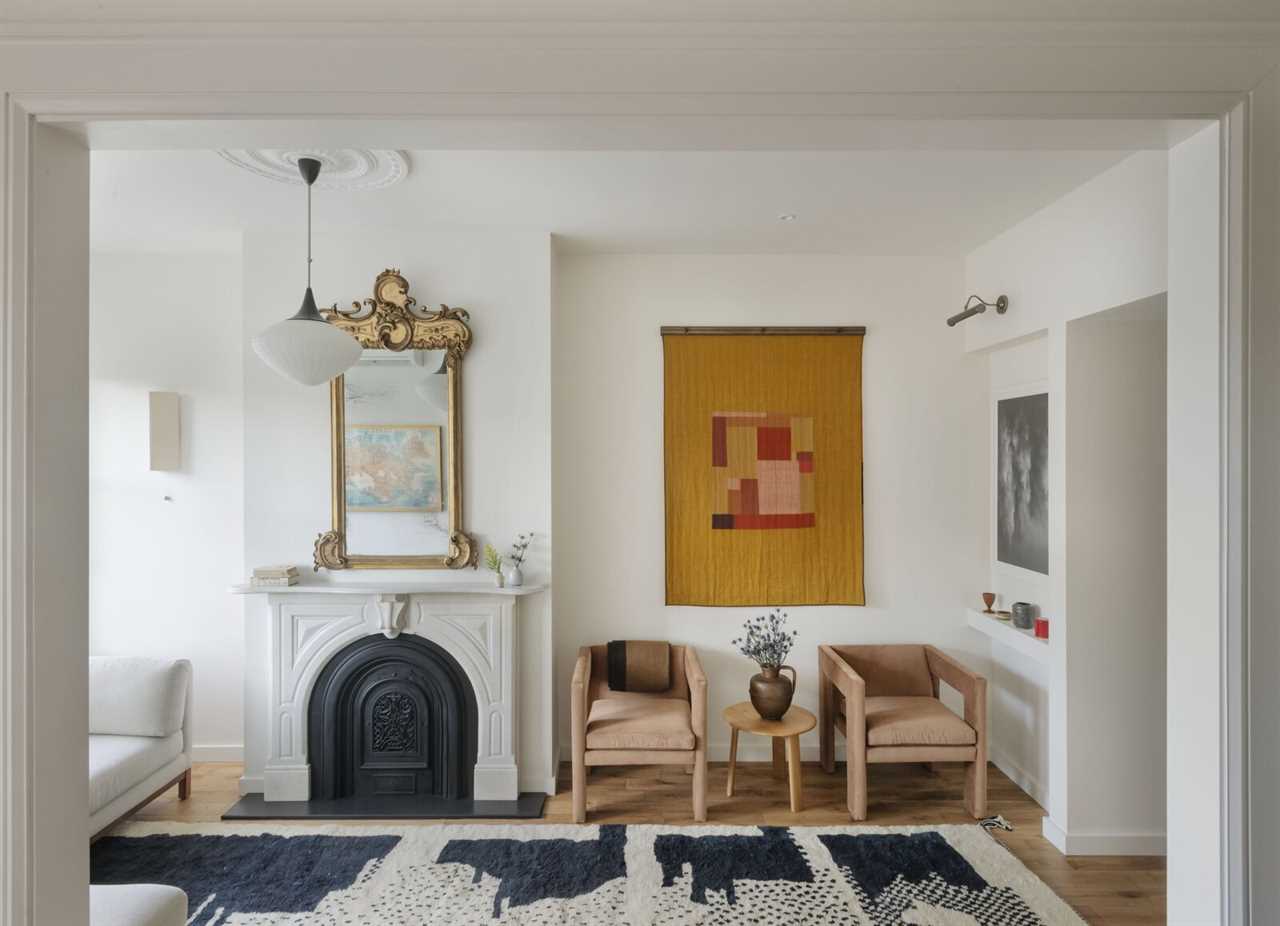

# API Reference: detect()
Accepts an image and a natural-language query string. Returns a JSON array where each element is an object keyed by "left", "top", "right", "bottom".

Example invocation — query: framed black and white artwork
[{"left": 995, "top": 390, "right": 1049, "bottom": 575}]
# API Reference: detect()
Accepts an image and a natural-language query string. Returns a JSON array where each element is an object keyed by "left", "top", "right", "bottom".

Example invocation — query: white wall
[
  {"left": 239, "top": 226, "right": 556, "bottom": 794},
  {"left": 1166, "top": 123, "right": 1223, "bottom": 923},
  {"left": 1064, "top": 297, "right": 1167, "bottom": 849},
  {"left": 966, "top": 149, "right": 1176, "bottom": 855},
  {"left": 986, "top": 334, "right": 1050, "bottom": 805},
  {"left": 553, "top": 253, "right": 989, "bottom": 759},
  {"left": 89, "top": 251, "right": 245, "bottom": 759},
  {"left": 965, "top": 151, "right": 1169, "bottom": 353}
]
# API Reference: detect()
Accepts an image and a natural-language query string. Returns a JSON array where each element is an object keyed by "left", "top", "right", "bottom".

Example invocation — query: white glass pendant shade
[{"left": 251, "top": 287, "right": 362, "bottom": 386}]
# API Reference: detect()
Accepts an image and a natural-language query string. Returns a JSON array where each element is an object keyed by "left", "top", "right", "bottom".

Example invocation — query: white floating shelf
[{"left": 965, "top": 608, "right": 1050, "bottom": 665}]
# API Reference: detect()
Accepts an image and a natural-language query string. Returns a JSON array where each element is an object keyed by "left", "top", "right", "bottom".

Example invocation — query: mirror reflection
[{"left": 343, "top": 348, "right": 451, "bottom": 557}]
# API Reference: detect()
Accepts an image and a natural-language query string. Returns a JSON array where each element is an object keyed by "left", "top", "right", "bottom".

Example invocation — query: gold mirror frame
[{"left": 313, "top": 269, "right": 477, "bottom": 570}]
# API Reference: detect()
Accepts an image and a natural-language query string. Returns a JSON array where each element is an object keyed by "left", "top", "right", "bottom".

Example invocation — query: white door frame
[{"left": 1, "top": 27, "right": 1276, "bottom": 924}]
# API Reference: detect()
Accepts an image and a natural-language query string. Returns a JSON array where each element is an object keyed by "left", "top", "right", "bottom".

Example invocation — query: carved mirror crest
[{"left": 314, "top": 269, "right": 477, "bottom": 570}]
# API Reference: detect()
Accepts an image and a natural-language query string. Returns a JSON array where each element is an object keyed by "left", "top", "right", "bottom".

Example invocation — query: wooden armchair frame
[
  {"left": 818, "top": 643, "right": 987, "bottom": 821},
  {"left": 570, "top": 643, "right": 708, "bottom": 823}
]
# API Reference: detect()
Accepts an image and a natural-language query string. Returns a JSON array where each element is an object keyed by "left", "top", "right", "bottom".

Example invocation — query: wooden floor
[{"left": 131, "top": 761, "right": 1164, "bottom": 925}]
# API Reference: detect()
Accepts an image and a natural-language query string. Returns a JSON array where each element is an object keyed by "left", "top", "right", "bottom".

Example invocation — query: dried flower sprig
[
  {"left": 483, "top": 544, "right": 503, "bottom": 574},
  {"left": 731, "top": 608, "right": 797, "bottom": 669},
  {"left": 509, "top": 532, "right": 534, "bottom": 567}
]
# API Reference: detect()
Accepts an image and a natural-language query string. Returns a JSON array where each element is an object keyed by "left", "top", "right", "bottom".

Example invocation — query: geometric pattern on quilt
[{"left": 711, "top": 412, "right": 815, "bottom": 530}]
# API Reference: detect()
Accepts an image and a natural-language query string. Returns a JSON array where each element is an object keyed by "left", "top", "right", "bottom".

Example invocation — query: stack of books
[{"left": 250, "top": 565, "right": 300, "bottom": 588}]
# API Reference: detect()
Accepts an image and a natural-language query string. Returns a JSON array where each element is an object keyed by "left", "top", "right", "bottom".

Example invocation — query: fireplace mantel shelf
[{"left": 230, "top": 581, "right": 547, "bottom": 597}]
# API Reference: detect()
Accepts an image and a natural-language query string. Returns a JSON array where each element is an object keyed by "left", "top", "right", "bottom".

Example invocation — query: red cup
[{"left": 1034, "top": 618, "right": 1049, "bottom": 639}]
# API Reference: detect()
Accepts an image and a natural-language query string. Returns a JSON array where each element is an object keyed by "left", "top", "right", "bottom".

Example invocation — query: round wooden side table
[{"left": 723, "top": 701, "right": 817, "bottom": 812}]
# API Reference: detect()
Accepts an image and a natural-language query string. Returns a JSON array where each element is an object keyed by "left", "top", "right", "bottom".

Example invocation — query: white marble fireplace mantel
[{"left": 232, "top": 581, "right": 547, "bottom": 802}]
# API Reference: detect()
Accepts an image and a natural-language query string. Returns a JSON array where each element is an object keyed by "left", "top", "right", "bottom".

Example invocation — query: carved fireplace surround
[{"left": 232, "top": 582, "right": 545, "bottom": 804}]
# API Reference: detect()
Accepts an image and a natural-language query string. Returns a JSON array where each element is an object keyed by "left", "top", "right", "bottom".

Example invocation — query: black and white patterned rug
[{"left": 91, "top": 821, "right": 1085, "bottom": 924}]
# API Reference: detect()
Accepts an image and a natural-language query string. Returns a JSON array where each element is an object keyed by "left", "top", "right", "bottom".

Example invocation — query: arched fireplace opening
[{"left": 307, "top": 634, "right": 477, "bottom": 802}]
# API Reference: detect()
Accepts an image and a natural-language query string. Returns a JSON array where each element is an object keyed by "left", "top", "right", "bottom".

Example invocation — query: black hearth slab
[{"left": 220, "top": 792, "right": 546, "bottom": 821}]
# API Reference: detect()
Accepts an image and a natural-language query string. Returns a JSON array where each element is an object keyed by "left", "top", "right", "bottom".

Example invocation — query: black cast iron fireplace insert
[{"left": 308, "top": 634, "right": 477, "bottom": 801}]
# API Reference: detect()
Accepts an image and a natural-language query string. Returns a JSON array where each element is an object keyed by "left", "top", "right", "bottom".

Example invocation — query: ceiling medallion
[{"left": 217, "top": 149, "right": 409, "bottom": 192}]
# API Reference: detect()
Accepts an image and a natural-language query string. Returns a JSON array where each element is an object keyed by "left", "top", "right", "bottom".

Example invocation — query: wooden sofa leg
[
  {"left": 572, "top": 755, "right": 587, "bottom": 823},
  {"left": 178, "top": 768, "right": 192, "bottom": 801},
  {"left": 692, "top": 750, "right": 707, "bottom": 822},
  {"left": 964, "top": 759, "right": 988, "bottom": 819}
]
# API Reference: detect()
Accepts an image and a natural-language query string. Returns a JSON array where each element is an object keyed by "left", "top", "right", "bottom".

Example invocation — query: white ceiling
[
  {"left": 9, "top": 0, "right": 1280, "bottom": 23},
  {"left": 93, "top": 143, "right": 1148, "bottom": 256}
]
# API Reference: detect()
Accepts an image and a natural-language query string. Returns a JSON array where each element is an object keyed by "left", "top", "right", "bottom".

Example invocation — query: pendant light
[{"left": 250, "top": 157, "right": 362, "bottom": 386}]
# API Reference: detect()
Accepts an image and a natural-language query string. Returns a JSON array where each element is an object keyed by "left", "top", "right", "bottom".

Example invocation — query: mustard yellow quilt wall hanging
[{"left": 663, "top": 328, "right": 865, "bottom": 606}]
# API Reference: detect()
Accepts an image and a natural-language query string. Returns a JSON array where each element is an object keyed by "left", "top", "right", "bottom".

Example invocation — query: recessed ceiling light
[{"left": 778, "top": 213, "right": 798, "bottom": 222}]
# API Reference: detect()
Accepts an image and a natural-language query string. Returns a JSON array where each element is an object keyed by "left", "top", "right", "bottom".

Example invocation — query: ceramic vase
[
  {"left": 1011, "top": 601, "right": 1036, "bottom": 630},
  {"left": 492, "top": 571, "right": 505, "bottom": 588},
  {"left": 749, "top": 665, "right": 797, "bottom": 721},
  {"left": 502, "top": 563, "right": 524, "bottom": 588}
]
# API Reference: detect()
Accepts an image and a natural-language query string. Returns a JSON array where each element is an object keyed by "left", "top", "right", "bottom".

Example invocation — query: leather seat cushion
[
  {"left": 586, "top": 697, "right": 695, "bottom": 750},
  {"left": 856, "top": 696, "right": 977, "bottom": 747}
]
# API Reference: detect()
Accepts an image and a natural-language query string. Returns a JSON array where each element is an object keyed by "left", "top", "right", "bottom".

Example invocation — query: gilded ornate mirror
[{"left": 313, "top": 269, "right": 476, "bottom": 570}]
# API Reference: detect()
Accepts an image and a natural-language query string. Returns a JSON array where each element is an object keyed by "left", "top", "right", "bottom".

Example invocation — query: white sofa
[
  {"left": 89, "top": 657, "right": 193, "bottom": 838},
  {"left": 90, "top": 884, "right": 188, "bottom": 926}
]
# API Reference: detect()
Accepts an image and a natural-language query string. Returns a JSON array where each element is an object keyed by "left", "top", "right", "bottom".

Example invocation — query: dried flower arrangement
[
  {"left": 731, "top": 608, "right": 797, "bottom": 669},
  {"left": 509, "top": 532, "right": 533, "bottom": 567}
]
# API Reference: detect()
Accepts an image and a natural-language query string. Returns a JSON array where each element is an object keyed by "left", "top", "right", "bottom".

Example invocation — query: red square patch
[{"left": 756, "top": 427, "right": 792, "bottom": 461}]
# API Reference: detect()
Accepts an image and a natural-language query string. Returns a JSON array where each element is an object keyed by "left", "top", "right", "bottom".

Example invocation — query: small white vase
[
  {"left": 492, "top": 570, "right": 505, "bottom": 588},
  {"left": 501, "top": 564, "right": 524, "bottom": 588}
]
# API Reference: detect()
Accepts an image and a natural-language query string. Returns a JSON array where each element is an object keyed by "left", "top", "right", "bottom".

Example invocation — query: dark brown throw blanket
[{"left": 607, "top": 640, "right": 670, "bottom": 692}]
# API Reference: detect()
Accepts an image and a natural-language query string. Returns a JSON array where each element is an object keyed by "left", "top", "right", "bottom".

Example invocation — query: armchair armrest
[
  {"left": 820, "top": 645, "right": 868, "bottom": 774},
  {"left": 684, "top": 645, "right": 708, "bottom": 740},
  {"left": 818, "top": 645, "right": 865, "bottom": 701},
  {"left": 571, "top": 647, "right": 592, "bottom": 745},
  {"left": 925, "top": 646, "right": 987, "bottom": 733}
]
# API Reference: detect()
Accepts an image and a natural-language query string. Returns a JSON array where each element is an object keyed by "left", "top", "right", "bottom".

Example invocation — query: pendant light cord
[{"left": 285, "top": 157, "right": 324, "bottom": 322}]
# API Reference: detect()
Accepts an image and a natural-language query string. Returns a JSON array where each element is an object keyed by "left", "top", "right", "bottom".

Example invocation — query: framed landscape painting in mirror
[{"left": 313, "top": 269, "right": 477, "bottom": 570}]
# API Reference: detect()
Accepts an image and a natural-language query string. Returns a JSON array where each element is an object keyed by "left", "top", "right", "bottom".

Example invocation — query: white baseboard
[
  {"left": 520, "top": 745, "right": 561, "bottom": 795},
  {"left": 238, "top": 775, "right": 263, "bottom": 796},
  {"left": 1042, "top": 815, "right": 1166, "bottom": 856},
  {"left": 987, "top": 743, "right": 1047, "bottom": 808},
  {"left": 192, "top": 745, "right": 244, "bottom": 762},
  {"left": 522, "top": 775, "right": 559, "bottom": 795}
]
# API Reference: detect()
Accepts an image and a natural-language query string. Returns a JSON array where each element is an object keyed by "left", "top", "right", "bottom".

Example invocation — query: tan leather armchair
[
  {"left": 571, "top": 643, "right": 707, "bottom": 823},
  {"left": 818, "top": 644, "right": 987, "bottom": 821}
]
